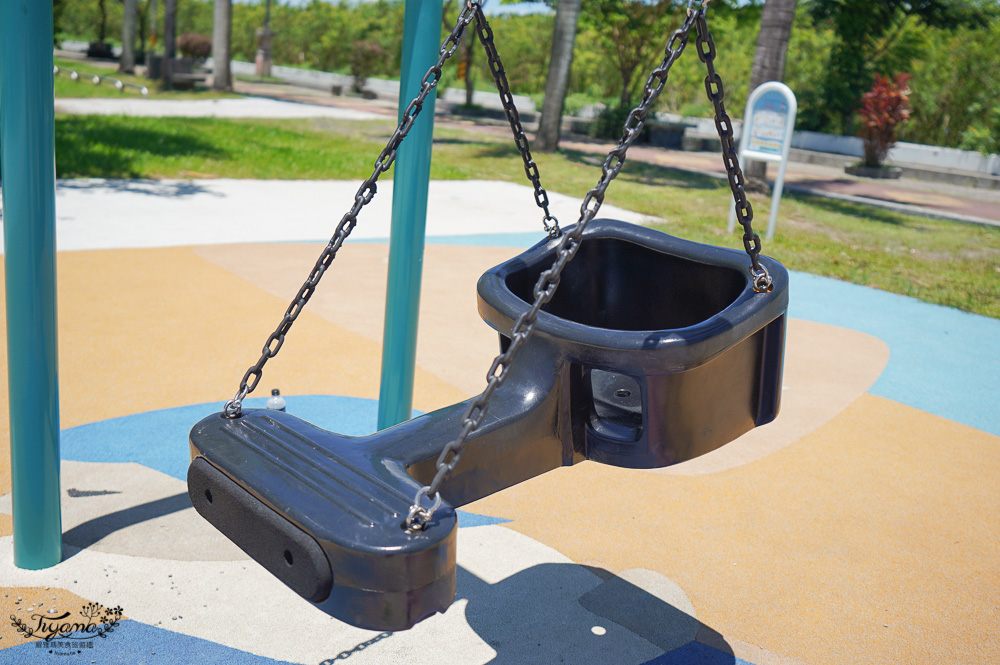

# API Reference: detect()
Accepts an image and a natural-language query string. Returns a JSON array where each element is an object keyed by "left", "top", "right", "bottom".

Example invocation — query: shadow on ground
[
  {"left": 55, "top": 118, "right": 225, "bottom": 179},
  {"left": 559, "top": 147, "right": 723, "bottom": 191},
  {"left": 55, "top": 178, "right": 222, "bottom": 197},
  {"left": 315, "top": 564, "right": 737, "bottom": 664},
  {"left": 62, "top": 492, "right": 192, "bottom": 557},
  {"left": 456, "top": 563, "right": 735, "bottom": 665},
  {"left": 793, "top": 186, "right": 936, "bottom": 227},
  {"left": 62, "top": 494, "right": 735, "bottom": 664}
]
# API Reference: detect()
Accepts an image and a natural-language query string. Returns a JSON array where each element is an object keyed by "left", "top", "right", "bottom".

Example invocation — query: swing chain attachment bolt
[
  {"left": 405, "top": 486, "right": 441, "bottom": 532},
  {"left": 223, "top": 399, "right": 242, "bottom": 419},
  {"left": 543, "top": 215, "right": 561, "bottom": 239},
  {"left": 751, "top": 266, "right": 773, "bottom": 293},
  {"left": 224, "top": 385, "right": 251, "bottom": 419}
]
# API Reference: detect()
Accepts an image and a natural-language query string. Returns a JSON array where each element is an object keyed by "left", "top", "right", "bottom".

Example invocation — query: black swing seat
[{"left": 188, "top": 218, "right": 788, "bottom": 631}]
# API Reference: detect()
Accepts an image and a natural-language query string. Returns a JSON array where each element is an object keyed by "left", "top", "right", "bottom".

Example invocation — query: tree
[
  {"left": 536, "top": 0, "right": 582, "bottom": 152},
  {"left": 120, "top": 0, "right": 138, "bottom": 73},
  {"left": 461, "top": 12, "right": 477, "bottom": 106},
  {"left": 97, "top": 0, "right": 108, "bottom": 42},
  {"left": 148, "top": 0, "right": 159, "bottom": 58},
  {"left": 743, "top": 0, "right": 796, "bottom": 189},
  {"left": 53, "top": 0, "right": 67, "bottom": 45},
  {"left": 212, "top": 0, "right": 233, "bottom": 92},
  {"left": 808, "top": 0, "right": 984, "bottom": 135},
  {"left": 581, "top": 0, "right": 676, "bottom": 108},
  {"left": 162, "top": 0, "right": 177, "bottom": 89},
  {"left": 905, "top": 12, "right": 1000, "bottom": 151},
  {"left": 442, "top": 0, "right": 477, "bottom": 106},
  {"left": 748, "top": 0, "right": 796, "bottom": 90}
]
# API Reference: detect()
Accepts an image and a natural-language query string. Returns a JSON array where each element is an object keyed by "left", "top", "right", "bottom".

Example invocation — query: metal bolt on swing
[{"left": 404, "top": 487, "right": 441, "bottom": 532}]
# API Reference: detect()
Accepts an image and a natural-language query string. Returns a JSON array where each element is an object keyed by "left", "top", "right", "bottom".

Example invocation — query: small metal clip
[
  {"left": 404, "top": 486, "right": 442, "bottom": 532},
  {"left": 750, "top": 266, "right": 773, "bottom": 293}
]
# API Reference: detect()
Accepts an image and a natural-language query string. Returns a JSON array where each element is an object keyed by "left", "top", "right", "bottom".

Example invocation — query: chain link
[
  {"left": 223, "top": 2, "right": 478, "bottom": 419},
  {"left": 693, "top": 12, "right": 772, "bottom": 293},
  {"left": 471, "top": 5, "right": 561, "bottom": 238}
]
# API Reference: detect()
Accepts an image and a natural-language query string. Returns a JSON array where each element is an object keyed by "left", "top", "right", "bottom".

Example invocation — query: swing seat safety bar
[{"left": 188, "top": 219, "right": 788, "bottom": 631}]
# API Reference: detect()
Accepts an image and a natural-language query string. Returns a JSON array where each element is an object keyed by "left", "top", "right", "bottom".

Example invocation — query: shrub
[
  {"left": 178, "top": 33, "right": 212, "bottom": 60},
  {"left": 590, "top": 103, "right": 649, "bottom": 142},
  {"left": 87, "top": 41, "right": 114, "bottom": 59},
  {"left": 958, "top": 104, "right": 1000, "bottom": 156},
  {"left": 857, "top": 73, "right": 911, "bottom": 168},
  {"left": 349, "top": 40, "right": 387, "bottom": 93}
]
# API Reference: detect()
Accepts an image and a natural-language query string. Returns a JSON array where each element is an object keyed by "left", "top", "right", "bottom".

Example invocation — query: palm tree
[
  {"left": 536, "top": 0, "right": 582, "bottom": 152},
  {"left": 213, "top": 0, "right": 233, "bottom": 92},
  {"left": 743, "top": 0, "right": 797, "bottom": 190},
  {"left": 120, "top": 0, "right": 138, "bottom": 73},
  {"left": 162, "top": 0, "right": 177, "bottom": 89}
]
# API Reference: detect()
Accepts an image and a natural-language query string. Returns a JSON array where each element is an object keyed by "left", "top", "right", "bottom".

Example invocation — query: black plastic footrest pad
[{"left": 188, "top": 457, "right": 333, "bottom": 603}]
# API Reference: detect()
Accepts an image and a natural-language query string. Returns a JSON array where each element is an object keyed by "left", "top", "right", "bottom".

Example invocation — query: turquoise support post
[
  {"left": 0, "top": 0, "right": 63, "bottom": 568},
  {"left": 377, "top": 0, "right": 445, "bottom": 430}
]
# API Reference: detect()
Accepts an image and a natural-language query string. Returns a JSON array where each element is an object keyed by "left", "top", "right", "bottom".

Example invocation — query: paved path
[
  {"left": 54, "top": 96, "right": 383, "bottom": 120},
  {"left": 0, "top": 179, "right": 654, "bottom": 254}
]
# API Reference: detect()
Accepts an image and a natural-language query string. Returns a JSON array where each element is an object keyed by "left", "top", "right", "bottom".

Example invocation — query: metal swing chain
[
  {"left": 693, "top": 12, "right": 772, "bottom": 293},
  {"left": 407, "top": 1, "right": 723, "bottom": 531},
  {"left": 471, "top": 4, "right": 561, "bottom": 239},
  {"left": 222, "top": 2, "right": 479, "bottom": 419}
]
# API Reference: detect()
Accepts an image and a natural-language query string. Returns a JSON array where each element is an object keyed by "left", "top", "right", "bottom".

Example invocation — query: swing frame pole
[
  {"left": 0, "top": 0, "right": 63, "bottom": 569},
  {"left": 377, "top": 0, "right": 444, "bottom": 430}
]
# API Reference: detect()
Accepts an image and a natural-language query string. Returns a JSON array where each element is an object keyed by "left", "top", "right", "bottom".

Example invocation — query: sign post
[{"left": 728, "top": 81, "right": 796, "bottom": 241}]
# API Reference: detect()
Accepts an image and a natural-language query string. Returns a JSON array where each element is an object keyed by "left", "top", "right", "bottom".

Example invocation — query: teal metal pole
[
  {"left": 0, "top": 0, "right": 63, "bottom": 568},
  {"left": 377, "top": 0, "right": 444, "bottom": 430}
]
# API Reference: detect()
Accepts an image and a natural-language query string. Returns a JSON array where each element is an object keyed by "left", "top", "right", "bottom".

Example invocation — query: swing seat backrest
[
  {"left": 188, "top": 219, "right": 788, "bottom": 632},
  {"left": 479, "top": 219, "right": 788, "bottom": 468}
]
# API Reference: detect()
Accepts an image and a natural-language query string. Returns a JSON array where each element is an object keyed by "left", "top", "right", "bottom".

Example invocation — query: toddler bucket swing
[{"left": 188, "top": 0, "right": 788, "bottom": 632}]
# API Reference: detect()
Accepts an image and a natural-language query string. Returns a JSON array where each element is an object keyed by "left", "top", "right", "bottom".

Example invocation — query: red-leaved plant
[{"left": 858, "top": 73, "right": 912, "bottom": 168}]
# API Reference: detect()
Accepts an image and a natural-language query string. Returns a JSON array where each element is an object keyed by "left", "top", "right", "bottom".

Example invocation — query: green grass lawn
[
  {"left": 54, "top": 56, "right": 238, "bottom": 100},
  {"left": 53, "top": 114, "right": 1000, "bottom": 319},
  {"left": 55, "top": 116, "right": 390, "bottom": 179}
]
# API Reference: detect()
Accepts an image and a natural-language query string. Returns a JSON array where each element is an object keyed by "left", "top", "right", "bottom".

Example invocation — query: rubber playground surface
[{"left": 1, "top": 176, "right": 998, "bottom": 665}]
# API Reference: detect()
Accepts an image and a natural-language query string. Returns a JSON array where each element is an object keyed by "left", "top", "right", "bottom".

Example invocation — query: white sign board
[
  {"left": 728, "top": 82, "right": 797, "bottom": 240},
  {"left": 747, "top": 90, "right": 792, "bottom": 155}
]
